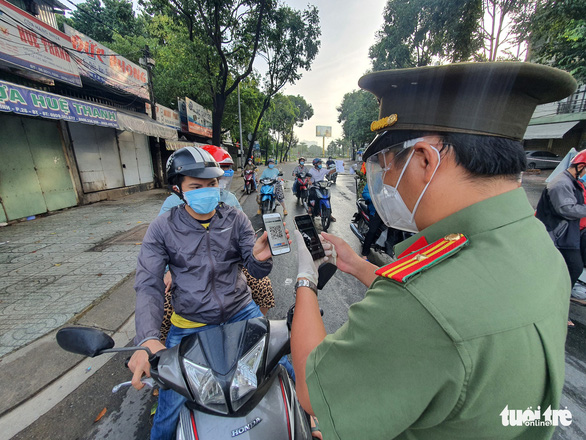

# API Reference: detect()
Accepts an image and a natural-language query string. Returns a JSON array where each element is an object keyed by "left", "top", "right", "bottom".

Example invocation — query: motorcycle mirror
[
  {"left": 56, "top": 326, "right": 115, "bottom": 357},
  {"left": 278, "top": 172, "right": 283, "bottom": 176}
]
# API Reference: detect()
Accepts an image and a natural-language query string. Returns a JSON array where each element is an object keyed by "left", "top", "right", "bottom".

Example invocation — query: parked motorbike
[
  {"left": 294, "top": 172, "right": 311, "bottom": 204},
  {"left": 349, "top": 197, "right": 411, "bottom": 258},
  {"left": 325, "top": 164, "right": 337, "bottom": 184},
  {"left": 308, "top": 180, "right": 333, "bottom": 232},
  {"left": 56, "top": 318, "right": 313, "bottom": 440},
  {"left": 243, "top": 170, "right": 255, "bottom": 194}
]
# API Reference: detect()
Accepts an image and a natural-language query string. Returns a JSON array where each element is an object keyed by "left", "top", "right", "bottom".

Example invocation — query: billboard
[
  {"left": 186, "top": 97, "right": 212, "bottom": 137},
  {"left": 316, "top": 126, "right": 332, "bottom": 137},
  {"left": 0, "top": 0, "right": 81, "bottom": 87},
  {"left": 64, "top": 25, "right": 148, "bottom": 99},
  {"left": 145, "top": 102, "right": 180, "bottom": 130}
]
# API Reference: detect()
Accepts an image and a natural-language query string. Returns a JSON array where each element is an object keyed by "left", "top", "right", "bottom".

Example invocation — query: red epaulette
[{"left": 375, "top": 234, "right": 469, "bottom": 284}]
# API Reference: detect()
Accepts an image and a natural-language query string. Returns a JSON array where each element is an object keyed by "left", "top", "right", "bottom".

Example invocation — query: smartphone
[
  {"left": 262, "top": 213, "right": 291, "bottom": 256},
  {"left": 294, "top": 215, "right": 326, "bottom": 260}
]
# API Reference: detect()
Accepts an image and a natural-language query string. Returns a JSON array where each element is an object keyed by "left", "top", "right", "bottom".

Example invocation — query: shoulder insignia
[{"left": 375, "top": 233, "right": 468, "bottom": 283}]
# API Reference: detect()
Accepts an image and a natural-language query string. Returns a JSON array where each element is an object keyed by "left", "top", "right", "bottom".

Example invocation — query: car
[{"left": 525, "top": 150, "right": 562, "bottom": 170}]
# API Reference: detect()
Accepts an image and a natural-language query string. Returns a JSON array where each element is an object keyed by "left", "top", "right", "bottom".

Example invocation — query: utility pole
[
  {"left": 237, "top": 82, "right": 244, "bottom": 169},
  {"left": 141, "top": 45, "right": 163, "bottom": 187}
]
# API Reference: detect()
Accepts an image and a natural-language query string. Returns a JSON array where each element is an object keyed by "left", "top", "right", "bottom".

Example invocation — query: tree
[
  {"left": 244, "top": 4, "right": 320, "bottom": 161},
  {"left": 337, "top": 90, "right": 379, "bottom": 158},
  {"left": 65, "top": 0, "right": 140, "bottom": 43},
  {"left": 529, "top": 0, "right": 586, "bottom": 82},
  {"left": 369, "top": 0, "right": 482, "bottom": 70}
]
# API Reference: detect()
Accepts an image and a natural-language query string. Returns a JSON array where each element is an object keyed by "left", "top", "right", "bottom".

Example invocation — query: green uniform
[{"left": 306, "top": 188, "right": 569, "bottom": 439}]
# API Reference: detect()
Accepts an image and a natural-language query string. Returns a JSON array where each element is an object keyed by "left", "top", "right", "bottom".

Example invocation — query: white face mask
[{"left": 369, "top": 143, "right": 441, "bottom": 233}]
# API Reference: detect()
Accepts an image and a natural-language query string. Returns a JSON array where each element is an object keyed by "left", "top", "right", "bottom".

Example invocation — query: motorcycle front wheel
[
  {"left": 321, "top": 207, "right": 331, "bottom": 232},
  {"left": 262, "top": 199, "right": 271, "bottom": 215}
]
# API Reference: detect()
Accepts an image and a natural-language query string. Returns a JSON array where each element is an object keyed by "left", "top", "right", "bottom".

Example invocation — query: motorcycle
[
  {"left": 56, "top": 317, "right": 313, "bottom": 440},
  {"left": 243, "top": 170, "right": 256, "bottom": 194},
  {"left": 349, "top": 197, "right": 411, "bottom": 258},
  {"left": 325, "top": 164, "right": 337, "bottom": 184},
  {"left": 308, "top": 180, "right": 333, "bottom": 232},
  {"left": 259, "top": 177, "right": 279, "bottom": 215},
  {"left": 294, "top": 171, "right": 311, "bottom": 204}
]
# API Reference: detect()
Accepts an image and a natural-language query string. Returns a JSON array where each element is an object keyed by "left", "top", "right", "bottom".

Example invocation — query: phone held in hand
[
  {"left": 262, "top": 213, "right": 291, "bottom": 256},
  {"left": 294, "top": 214, "right": 326, "bottom": 260}
]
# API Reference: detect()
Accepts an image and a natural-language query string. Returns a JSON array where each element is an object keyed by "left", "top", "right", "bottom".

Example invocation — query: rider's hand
[
  {"left": 128, "top": 339, "right": 165, "bottom": 390},
  {"left": 163, "top": 271, "right": 172, "bottom": 294},
  {"left": 253, "top": 226, "right": 291, "bottom": 261},
  {"left": 294, "top": 230, "right": 335, "bottom": 285}
]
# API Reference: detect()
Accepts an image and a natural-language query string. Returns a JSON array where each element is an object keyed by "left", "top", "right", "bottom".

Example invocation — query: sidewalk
[{"left": 0, "top": 177, "right": 249, "bottom": 436}]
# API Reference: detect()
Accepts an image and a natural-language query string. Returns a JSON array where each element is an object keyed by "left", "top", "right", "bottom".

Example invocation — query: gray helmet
[{"left": 166, "top": 147, "right": 224, "bottom": 181}]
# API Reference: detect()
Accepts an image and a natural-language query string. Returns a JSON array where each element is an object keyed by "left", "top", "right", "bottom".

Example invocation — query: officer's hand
[
  {"left": 295, "top": 231, "right": 335, "bottom": 285},
  {"left": 321, "top": 232, "right": 359, "bottom": 275},
  {"left": 128, "top": 339, "right": 165, "bottom": 390}
]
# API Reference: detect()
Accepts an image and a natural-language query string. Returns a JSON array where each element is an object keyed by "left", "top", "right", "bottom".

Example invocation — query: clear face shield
[{"left": 365, "top": 136, "right": 442, "bottom": 233}]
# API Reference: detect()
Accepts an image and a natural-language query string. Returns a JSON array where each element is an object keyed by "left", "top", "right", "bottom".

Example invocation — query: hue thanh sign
[
  {"left": 64, "top": 25, "right": 148, "bottom": 99},
  {"left": 0, "top": 80, "right": 118, "bottom": 127},
  {"left": 0, "top": 0, "right": 81, "bottom": 87}
]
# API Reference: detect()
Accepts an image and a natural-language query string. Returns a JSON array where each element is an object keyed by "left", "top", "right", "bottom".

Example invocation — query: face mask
[
  {"left": 370, "top": 147, "right": 441, "bottom": 233},
  {"left": 183, "top": 187, "right": 221, "bottom": 214},
  {"left": 579, "top": 175, "right": 586, "bottom": 184},
  {"left": 317, "top": 164, "right": 322, "bottom": 170},
  {"left": 268, "top": 164, "right": 275, "bottom": 169},
  {"left": 300, "top": 161, "right": 304, "bottom": 166}
]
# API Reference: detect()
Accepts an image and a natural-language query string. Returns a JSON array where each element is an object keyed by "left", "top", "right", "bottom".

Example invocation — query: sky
[{"left": 280, "top": 0, "right": 387, "bottom": 145}]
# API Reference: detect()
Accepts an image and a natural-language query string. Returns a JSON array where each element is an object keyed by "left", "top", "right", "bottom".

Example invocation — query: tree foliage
[
  {"left": 529, "top": 0, "right": 586, "bottom": 82},
  {"left": 369, "top": 0, "right": 482, "bottom": 70},
  {"left": 337, "top": 90, "right": 379, "bottom": 155}
]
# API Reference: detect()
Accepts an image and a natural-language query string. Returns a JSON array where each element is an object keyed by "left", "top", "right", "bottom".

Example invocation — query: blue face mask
[
  {"left": 223, "top": 169, "right": 234, "bottom": 177},
  {"left": 317, "top": 164, "right": 322, "bottom": 170},
  {"left": 299, "top": 161, "right": 305, "bottom": 166},
  {"left": 268, "top": 164, "right": 275, "bottom": 169},
  {"left": 183, "top": 187, "right": 221, "bottom": 214},
  {"left": 580, "top": 175, "right": 586, "bottom": 184}
]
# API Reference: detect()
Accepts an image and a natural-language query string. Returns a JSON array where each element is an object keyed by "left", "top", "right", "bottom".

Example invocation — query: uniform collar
[{"left": 396, "top": 188, "right": 534, "bottom": 255}]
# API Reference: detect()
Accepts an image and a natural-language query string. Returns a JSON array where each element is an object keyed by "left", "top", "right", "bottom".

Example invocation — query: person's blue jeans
[{"left": 150, "top": 301, "right": 294, "bottom": 440}]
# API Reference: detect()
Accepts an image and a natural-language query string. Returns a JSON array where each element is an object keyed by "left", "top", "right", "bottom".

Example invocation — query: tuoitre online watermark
[{"left": 500, "top": 405, "right": 572, "bottom": 427}]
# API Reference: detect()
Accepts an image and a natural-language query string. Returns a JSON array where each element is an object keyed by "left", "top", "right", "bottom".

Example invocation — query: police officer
[{"left": 291, "top": 62, "right": 577, "bottom": 440}]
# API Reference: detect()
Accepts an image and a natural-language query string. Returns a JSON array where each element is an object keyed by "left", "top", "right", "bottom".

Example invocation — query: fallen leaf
[
  {"left": 97, "top": 273, "right": 103, "bottom": 277},
  {"left": 54, "top": 263, "right": 61, "bottom": 267},
  {"left": 94, "top": 407, "right": 107, "bottom": 423}
]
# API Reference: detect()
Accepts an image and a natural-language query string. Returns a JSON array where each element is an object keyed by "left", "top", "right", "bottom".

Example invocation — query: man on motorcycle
[
  {"left": 129, "top": 146, "right": 278, "bottom": 440},
  {"left": 307, "top": 158, "right": 336, "bottom": 221},
  {"left": 257, "top": 158, "right": 288, "bottom": 216},
  {"left": 292, "top": 157, "right": 309, "bottom": 196},
  {"left": 242, "top": 157, "right": 258, "bottom": 191},
  {"left": 326, "top": 157, "right": 335, "bottom": 168},
  {"left": 291, "top": 63, "right": 577, "bottom": 439}
]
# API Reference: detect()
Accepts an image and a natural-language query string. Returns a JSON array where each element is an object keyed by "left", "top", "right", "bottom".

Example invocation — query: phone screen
[
  {"left": 294, "top": 215, "right": 326, "bottom": 260},
  {"left": 263, "top": 214, "right": 290, "bottom": 256}
]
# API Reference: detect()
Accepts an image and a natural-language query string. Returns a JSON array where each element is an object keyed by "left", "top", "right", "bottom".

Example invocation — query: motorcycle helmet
[
  {"left": 268, "top": 158, "right": 276, "bottom": 164},
  {"left": 166, "top": 146, "right": 224, "bottom": 185},
  {"left": 312, "top": 158, "right": 322, "bottom": 167},
  {"left": 201, "top": 144, "right": 234, "bottom": 166},
  {"left": 299, "top": 157, "right": 306, "bottom": 164},
  {"left": 571, "top": 150, "right": 586, "bottom": 166}
]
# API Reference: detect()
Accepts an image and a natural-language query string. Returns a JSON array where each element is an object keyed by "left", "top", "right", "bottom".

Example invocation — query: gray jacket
[{"left": 134, "top": 204, "right": 272, "bottom": 343}]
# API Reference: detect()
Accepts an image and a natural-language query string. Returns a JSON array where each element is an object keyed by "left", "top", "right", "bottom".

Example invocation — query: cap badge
[{"left": 370, "top": 114, "right": 398, "bottom": 132}]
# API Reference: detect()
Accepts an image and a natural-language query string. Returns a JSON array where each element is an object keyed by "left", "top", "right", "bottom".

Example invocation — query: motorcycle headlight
[
  {"left": 230, "top": 336, "right": 266, "bottom": 411},
  {"left": 183, "top": 359, "right": 228, "bottom": 414}
]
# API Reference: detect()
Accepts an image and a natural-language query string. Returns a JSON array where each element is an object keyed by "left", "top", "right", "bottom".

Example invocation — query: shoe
[
  {"left": 257, "top": 209, "right": 261, "bottom": 215},
  {"left": 570, "top": 297, "right": 586, "bottom": 306},
  {"left": 283, "top": 210, "right": 288, "bottom": 216},
  {"left": 330, "top": 215, "right": 336, "bottom": 222},
  {"left": 568, "top": 320, "right": 576, "bottom": 329}
]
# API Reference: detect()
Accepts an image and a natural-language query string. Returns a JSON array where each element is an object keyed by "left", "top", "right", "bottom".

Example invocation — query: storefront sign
[
  {"left": 145, "top": 102, "right": 181, "bottom": 129},
  {"left": 186, "top": 97, "right": 212, "bottom": 137},
  {"left": 64, "top": 25, "right": 148, "bottom": 99},
  {"left": 0, "top": 80, "right": 118, "bottom": 127},
  {"left": 0, "top": 0, "right": 81, "bottom": 87},
  {"left": 177, "top": 98, "right": 189, "bottom": 132}
]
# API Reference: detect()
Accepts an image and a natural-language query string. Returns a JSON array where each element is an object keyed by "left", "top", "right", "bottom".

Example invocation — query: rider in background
[
  {"left": 326, "top": 156, "right": 335, "bottom": 168},
  {"left": 257, "top": 158, "right": 288, "bottom": 216},
  {"left": 292, "top": 157, "right": 308, "bottom": 196},
  {"left": 242, "top": 157, "right": 258, "bottom": 192},
  {"left": 308, "top": 158, "right": 336, "bottom": 221}
]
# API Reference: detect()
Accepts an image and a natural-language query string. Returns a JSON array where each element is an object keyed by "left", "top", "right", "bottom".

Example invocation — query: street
[{"left": 7, "top": 161, "right": 586, "bottom": 439}]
